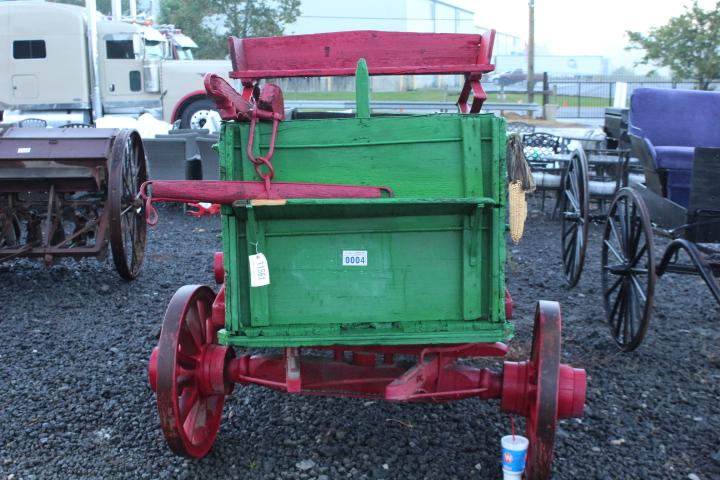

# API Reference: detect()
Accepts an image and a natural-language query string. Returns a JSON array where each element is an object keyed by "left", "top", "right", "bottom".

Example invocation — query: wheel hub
[
  {"left": 190, "top": 110, "right": 211, "bottom": 129},
  {"left": 500, "top": 361, "right": 585, "bottom": 419},
  {"left": 198, "top": 344, "right": 235, "bottom": 396}
]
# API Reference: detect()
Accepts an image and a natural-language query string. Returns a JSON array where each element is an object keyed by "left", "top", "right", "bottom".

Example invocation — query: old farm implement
[
  {"left": 559, "top": 88, "right": 720, "bottom": 351},
  {"left": 0, "top": 127, "right": 147, "bottom": 279},
  {"left": 145, "top": 31, "right": 586, "bottom": 478}
]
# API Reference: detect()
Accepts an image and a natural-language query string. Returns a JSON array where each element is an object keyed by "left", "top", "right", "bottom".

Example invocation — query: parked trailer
[
  {"left": 144, "top": 30, "right": 587, "bottom": 479},
  {"left": 0, "top": 127, "right": 147, "bottom": 279}
]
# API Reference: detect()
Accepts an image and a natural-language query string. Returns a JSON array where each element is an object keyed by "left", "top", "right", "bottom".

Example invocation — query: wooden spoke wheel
[
  {"left": 601, "top": 188, "right": 656, "bottom": 352},
  {"left": 524, "top": 300, "right": 562, "bottom": 480},
  {"left": 109, "top": 129, "right": 148, "bottom": 280},
  {"left": 560, "top": 150, "right": 589, "bottom": 287},
  {"left": 149, "top": 285, "right": 234, "bottom": 459}
]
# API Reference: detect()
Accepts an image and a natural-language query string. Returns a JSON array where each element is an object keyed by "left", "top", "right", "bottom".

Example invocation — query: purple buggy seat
[{"left": 629, "top": 88, "right": 720, "bottom": 207}]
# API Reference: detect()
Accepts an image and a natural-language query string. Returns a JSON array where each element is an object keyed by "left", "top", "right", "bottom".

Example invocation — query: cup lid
[{"left": 501, "top": 435, "right": 529, "bottom": 450}]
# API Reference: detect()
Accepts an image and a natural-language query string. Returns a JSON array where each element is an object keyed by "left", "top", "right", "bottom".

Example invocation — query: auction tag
[
  {"left": 17, "top": 147, "right": 31, "bottom": 154},
  {"left": 249, "top": 253, "right": 270, "bottom": 287},
  {"left": 342, "top": 250, "right": 367, "bottom": 266}
]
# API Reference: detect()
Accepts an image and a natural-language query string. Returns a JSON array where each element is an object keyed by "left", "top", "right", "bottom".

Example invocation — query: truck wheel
[{"left": 180, "top": 98, "right": 216, "bottom": 130}]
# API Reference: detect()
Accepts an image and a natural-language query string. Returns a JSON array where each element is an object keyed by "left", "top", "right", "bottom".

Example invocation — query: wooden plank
[
  {"left": 462, "top": 208, "right": 482, "bottom": 319},
  {"left": 461, "top": 117, "right": 482, "bottom": 197},
  {"left": 355, "top": 59, "right": 370, "bottom": 119},
  {"left": 246, "top": 207, "right": 270, "bottom": 327},
  {"left": 228, "top": 30, "right": 495, "bottom": 80}
]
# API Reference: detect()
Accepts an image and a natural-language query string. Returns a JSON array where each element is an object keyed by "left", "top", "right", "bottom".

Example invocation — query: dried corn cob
[{"left": 508, "top": 180, "right": 527, "bottom": 243}]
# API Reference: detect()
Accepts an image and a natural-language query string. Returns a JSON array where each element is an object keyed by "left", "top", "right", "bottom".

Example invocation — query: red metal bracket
[
  {"left": 285, "top": 347, "right": 302, "bottom": 393},
  {"left": 186, "top": 202, "right": 221, "bottom": 217},
  {"left": 457, "top": 75, "right": 487, "bottom": 113},
  {"left": 204, "top": 73, "right": 254, "bottom": 121},
  {"left": 204, "top": 73, "right": 285, "bottom": 123}
]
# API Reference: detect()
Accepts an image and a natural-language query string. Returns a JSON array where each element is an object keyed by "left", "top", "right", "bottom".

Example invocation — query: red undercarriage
[
  {"left": 188, "top": 341, "right": 585, "bottom": 420},
  {"left": 187, "top": 279, "right": 584, "bottom": 416},
  {"left": 147, "top": 279, "right": 585, "bottom": 418}
]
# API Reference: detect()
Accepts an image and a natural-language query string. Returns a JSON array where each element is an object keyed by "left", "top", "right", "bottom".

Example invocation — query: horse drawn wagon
[
  {"left": 145, "top": 30, "right": 587, "bottom": 478},
  {"left": 559, "top": 87, "right": 720, "bottom": 351}
]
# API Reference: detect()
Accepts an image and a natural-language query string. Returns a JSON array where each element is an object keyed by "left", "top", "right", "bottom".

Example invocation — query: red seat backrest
[{"left": 228, "top": 30, "right": 495, "bottom": 81}]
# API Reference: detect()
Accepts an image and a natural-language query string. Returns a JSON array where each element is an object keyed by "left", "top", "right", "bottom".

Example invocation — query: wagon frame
[{"left": 145, "top": 30, "right": 586, "bottom": 479}]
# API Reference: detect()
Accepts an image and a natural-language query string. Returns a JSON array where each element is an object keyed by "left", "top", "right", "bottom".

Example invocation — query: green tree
[
  {"left": 159, "top": 0, "right": 224, "bottom": 59},
  {"left": 627, "top": 1, "right": 720, "bottom": 89},
  {"left": 160, "top": 0, "right": 301, "bottom": 59}
]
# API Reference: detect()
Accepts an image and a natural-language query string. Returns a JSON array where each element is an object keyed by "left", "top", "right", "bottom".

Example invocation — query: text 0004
[{"left": 342, "top": 250, "right": 367, "bottom": 266}]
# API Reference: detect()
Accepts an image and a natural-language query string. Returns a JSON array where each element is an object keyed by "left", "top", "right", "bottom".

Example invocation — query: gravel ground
[{"left": 1, "top": 204, "right": 719, "bottom": 480}]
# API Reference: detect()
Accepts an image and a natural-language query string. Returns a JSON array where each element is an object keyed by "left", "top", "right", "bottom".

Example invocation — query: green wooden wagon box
[{"left": 217, "top": 108, "right": 511, "bottom": 347}]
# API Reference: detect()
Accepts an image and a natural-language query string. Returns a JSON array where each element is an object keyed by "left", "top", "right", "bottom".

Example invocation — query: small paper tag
[
  {"left": 17, "top": 147, "right": 31, "bottom": 154},
  {"left": 342, "top": 250, "right": 367, "bottom": 266},
  {"left": 249, "top": 253, "right": 270, "bottom": 287}
]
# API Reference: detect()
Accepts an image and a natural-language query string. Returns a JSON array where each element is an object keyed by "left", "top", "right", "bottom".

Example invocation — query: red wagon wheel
[
  {"left": 524, "top": 300, "right": 562, "bottom": 480},
  {"left": 109, "top": 129, "right": 148, "bottom": 280},
  {"left": 149, "top": 285, "right": 234, "bottom": 458},
  {"left": 501, "top": 301, "right": 563, "bottom": 480}
]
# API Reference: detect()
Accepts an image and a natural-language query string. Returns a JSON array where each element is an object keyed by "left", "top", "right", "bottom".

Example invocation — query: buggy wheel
[
  {"left": 524, "top": 300, "right": 562, "bottom": 480},
  {"left": 109, "top": 129, "right": 148, "bottom": 280},
  {"left": 601, "top": 188, "right": 656, "bottom": 352},
  {"left": 560, "top": 150, "right": 589, "bottom": 287},
  {"left": 149, "top": 285, "right": 234, "bottom": 459}
]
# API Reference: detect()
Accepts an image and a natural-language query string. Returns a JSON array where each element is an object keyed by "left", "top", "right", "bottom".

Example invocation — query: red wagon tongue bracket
[{"left": 204, "top": 73, "right": 284, "bottom": 192}]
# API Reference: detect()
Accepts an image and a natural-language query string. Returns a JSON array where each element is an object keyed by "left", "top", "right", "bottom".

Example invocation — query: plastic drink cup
[{"left": 501, "top": 434, "right": 529, "bottom": 479}]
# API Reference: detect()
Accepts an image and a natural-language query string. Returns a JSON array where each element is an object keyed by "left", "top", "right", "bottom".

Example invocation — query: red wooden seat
[{"left": 227, "top": 30, "right": 496, "bottom": 113}]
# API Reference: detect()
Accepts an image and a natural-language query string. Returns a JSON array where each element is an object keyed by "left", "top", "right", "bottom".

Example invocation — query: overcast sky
[{"left": 454, "top": 0, "right": 717, "bottom": 71}]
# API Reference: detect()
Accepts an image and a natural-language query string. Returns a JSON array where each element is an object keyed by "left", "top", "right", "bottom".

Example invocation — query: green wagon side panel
[
  {"left": 230, "top": 115, "right": 502, "bottom": 201},
  {"left": 218, "top": 114, "right": 510, "bottom": 347}
]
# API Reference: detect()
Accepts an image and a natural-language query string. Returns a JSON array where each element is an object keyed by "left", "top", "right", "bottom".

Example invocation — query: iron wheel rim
[
  {"left": 109, "top": 129, "right": 148, "bottom": 280},
  {"left": 601, "top": 188, "right": 656, "bottom": 352},
  {"left": 560, "top": 151, "right": 589, "bottom": 287}
]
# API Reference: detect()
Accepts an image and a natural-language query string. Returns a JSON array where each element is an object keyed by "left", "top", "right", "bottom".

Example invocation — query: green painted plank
[
  {"left": 218, "top": 325, "right": 513, "bottom": 347},
  {"left": 355, "top": 59, "right": 370, "bottom": 119},
  {"left": 245, "top": 206, "right": 270, "bottom": 327},
  {"left": 228, "top": 115, "right": 502, "bottom": 200}
]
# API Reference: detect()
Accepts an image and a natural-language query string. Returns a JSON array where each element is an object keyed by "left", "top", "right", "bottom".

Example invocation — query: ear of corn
[{"left": 508, "top": 180, "right": 527, "bottom": 244}]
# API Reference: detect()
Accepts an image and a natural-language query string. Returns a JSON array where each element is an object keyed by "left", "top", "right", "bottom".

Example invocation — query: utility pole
[{"left": 527, "top": 0, "right": 535, "bottom": 109}]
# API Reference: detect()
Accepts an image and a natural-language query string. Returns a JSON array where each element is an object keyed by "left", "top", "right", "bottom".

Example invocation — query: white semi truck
[{"left": 0, "top": 1, "right": 230, "bottom": 128}]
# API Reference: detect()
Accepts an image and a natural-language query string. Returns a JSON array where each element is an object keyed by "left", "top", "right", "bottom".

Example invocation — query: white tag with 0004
[
  {"left": 249, "top": 253, "right": 270, "bottom": 287},
  {"left": 342, "top": 250, "right": 367, "bottom": 266}
]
